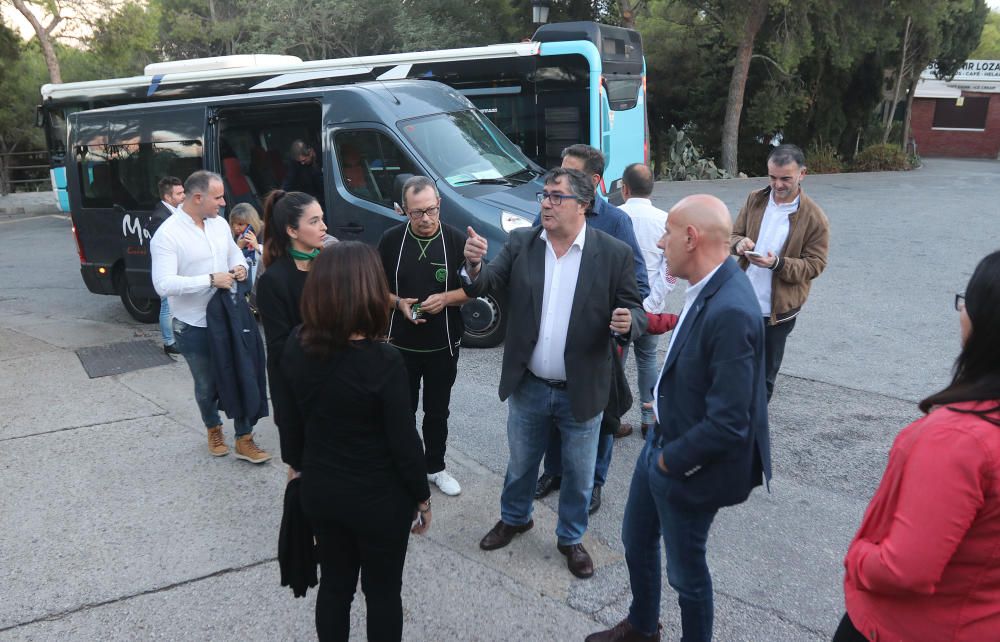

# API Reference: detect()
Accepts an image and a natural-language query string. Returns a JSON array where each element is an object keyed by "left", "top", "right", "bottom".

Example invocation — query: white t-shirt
[{"left": 746, "top": 194, "right": 798, "bottom": 316}]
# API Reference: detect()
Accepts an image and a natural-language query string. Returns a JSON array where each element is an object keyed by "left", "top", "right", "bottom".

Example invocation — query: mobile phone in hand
[{"left": 744, "top": 250, "right": 763, "bottom": 258}]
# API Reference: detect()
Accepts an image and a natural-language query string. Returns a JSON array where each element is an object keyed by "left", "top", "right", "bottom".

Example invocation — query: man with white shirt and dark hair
[
  {"left": 153, "top": 176, "right": 185, "bottom": 356},
  {"left": 619, "top": 163, "right": 675, "bottom": 438},
  {"left": 731, "top": 144, "right": 830, "bottom": 401},
  {"left": 151, "top": 170, "right": 271, "bottom": 463},
  {"left": 463, "top": 167, "right": 646, "bottom": 580}
]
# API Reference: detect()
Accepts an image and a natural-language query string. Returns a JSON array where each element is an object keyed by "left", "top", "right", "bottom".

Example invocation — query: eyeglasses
[
  {"left": 536, "top": 191, "right": 582, "bottom": 206},
  {"left": 955, "top": 292, "right": 966, "bottom": 312},
  {"left": 407, "top": 206, "right": 440, "bottom": 219}
]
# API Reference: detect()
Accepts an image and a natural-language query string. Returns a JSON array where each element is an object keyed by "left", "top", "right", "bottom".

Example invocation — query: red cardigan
[{"left": 843, "top": 401, "right": 1000, "bottom": 641}]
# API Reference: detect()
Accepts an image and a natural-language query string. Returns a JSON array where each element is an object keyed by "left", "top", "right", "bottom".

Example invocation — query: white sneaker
[{"left": 428, "top": 470, "right": 461, "bottom": 496}]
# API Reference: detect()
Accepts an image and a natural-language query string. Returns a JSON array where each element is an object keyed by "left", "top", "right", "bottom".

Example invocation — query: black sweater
[
  {"left": 256, "top": 255, "right": 308, "bottom": 430},
  {"left": 279, "top": 335, "right": 431, "bottom": 505}
]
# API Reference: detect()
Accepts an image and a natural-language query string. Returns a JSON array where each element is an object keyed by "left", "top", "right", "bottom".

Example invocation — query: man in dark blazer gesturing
[
  {"left": 463, "top": 167, "right": 646, "bottom": 579},
  {"left": 586, "top": 195, "right": 771, "bottom": 642}
]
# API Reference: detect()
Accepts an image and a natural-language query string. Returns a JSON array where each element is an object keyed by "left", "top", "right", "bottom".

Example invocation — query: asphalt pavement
[{"left": 1, "top": 158, "right": 997, "bottom": 641}]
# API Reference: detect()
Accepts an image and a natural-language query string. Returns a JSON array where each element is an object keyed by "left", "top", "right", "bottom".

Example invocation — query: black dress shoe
[
  {"left": 589, "top": 484, "right": 602, "bottom": 515},
  {"left": 479, "top": 519, "right": 533, "bottom": 551},
  {"left": 534, "top": 473, "right": 561, "bottom": 499},
  {"left": 614, "top": 423, "right": 634, "bottom": 438},
  {"left": 557, "top": 542, "right": 594, "bottom": 579},
  {"left": 585, "top": 619, "right": 662, "bottom": 642},
  {"left": 163, "top": 343, "right": 181, "bottom": 356}
]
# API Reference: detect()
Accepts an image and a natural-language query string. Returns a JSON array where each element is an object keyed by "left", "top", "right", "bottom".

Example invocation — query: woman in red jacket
[{"left": 836, "top": 250, "right": 1000, "bottom": 642}]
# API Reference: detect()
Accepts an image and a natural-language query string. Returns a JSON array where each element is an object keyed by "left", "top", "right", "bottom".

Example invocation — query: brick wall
[{"left": 911, "top": 92, "right": 1000, "bottom": 159}]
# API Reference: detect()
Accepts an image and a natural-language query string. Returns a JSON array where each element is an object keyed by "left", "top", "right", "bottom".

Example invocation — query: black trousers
[
  {"left": 764, "top": 316, "right": 797, "bottom": 402},
  {"left": 831, "top": 613, "right": 868, "bottom": 642},
  {"left": 400, "top": 347, "right": 459, "bottom": 474},
  {"left": 312, "top": 489, "right": 413, "bottom": 642}
]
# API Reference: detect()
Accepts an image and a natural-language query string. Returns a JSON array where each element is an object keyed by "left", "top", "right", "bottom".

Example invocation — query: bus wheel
[
  {"left": 461, "top": 294, "right": 505, "bottom": 349},
  {"left": 115, "top": 273, "right": 160, "bottom": 324}
]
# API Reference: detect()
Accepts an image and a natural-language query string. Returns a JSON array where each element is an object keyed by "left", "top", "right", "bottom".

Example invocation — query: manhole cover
[{"left": 76, "top": 339, "right": 175, "bottom": 378}]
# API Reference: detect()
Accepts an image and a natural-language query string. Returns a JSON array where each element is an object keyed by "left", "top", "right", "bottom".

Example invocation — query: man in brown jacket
[{"left": 731, "top": 144, "right": 829, "bottom": 401}]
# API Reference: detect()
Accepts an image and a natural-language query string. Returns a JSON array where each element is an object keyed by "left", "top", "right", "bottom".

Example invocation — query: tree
[
  {"left": 5, "top": 0, "right": 65, "bottom": 82},
  {"left": 970, "top": 10, "right": 1000, "bottom": 58},
  {"left": 89, "top": 1, "right": 162, "bottom": 77}
]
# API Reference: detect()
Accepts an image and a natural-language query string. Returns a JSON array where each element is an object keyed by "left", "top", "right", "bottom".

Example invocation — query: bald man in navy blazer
[{"left": 587, "top": 194, "right": 771, "bottom": 642}]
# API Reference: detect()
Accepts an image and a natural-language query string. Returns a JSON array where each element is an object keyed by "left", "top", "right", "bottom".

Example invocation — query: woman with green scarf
[{"left": 257, "top": 190, "right": 332, "bottom": 476}]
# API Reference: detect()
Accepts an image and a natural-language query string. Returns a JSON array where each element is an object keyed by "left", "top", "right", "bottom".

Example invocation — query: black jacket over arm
[
  {"left": 464, "top": 225, "right": 646, "bottom": 421},
  {"left": 206, "top": 289, "right": 269, "bottom": 424}
]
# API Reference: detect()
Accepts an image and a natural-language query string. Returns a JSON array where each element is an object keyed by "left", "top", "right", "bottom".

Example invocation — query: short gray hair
[
  {"left": 543, "top": 167, "right": 594, "bottom": 214},
  {"left": 768, "top": 144, "right": 806, "bottom": 169},
  {"left": 402, "top": 175, "right": 439, "bottom": 209},
  {"left": 184, "top": 170, "right": 222, "bottom": 196}
]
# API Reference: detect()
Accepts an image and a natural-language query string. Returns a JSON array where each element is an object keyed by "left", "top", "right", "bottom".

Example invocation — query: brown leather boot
[
  {"left": 206, "top": 426, "right": 229, "bottom": 457},
  {"left": 585, "top": 619, "right": 662, "bottom": 642},
  {"left": 234, "top": 433, "right": 272, "bottom": 464}
]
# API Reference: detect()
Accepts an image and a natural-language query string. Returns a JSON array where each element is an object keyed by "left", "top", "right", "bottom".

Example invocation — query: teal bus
[{"left": 39, "top": 21, "right": 647, "bottom": 212}]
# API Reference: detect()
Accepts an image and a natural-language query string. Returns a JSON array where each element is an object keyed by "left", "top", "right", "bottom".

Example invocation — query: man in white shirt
[
  {"left": 153, "top": 176, "right": 185, "bottom": 356},
  {"left": 619, "top": 163, "right": 674, "bottom": 437},
  {"left": 731, "top": 144, "right": 830, "bottom": 401},
  {"left": 151, "top": 170, "right": 271, "bottom": 463},
  {"left": 462, "top": 167, "right": 646, "bottom": 580}
]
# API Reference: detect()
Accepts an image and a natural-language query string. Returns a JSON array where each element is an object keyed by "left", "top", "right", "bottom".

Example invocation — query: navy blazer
[
  {"left": 464, "top": 224, "right": 646, "bottom": 421},
  {"left": 654, "top": 257, "right": 771, "bottom": 509},
  {"left": 207, "top": 289, "right": 269, "bottom": 424}
]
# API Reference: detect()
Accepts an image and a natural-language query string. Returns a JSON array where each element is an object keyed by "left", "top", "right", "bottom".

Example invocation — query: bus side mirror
[{"left": 35, "top": 106, "right": 46, "bottom": 128}]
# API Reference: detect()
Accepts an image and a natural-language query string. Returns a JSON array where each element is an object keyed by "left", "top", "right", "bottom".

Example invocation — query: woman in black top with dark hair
[
  {"left": 281, "top": 242, "right": 432, "bottom": 642},
  {"left": 255, "top": 190, "right": 328, "bottom": 465}
]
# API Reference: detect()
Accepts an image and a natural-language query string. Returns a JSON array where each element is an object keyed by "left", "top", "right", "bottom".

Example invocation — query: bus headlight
[{"left": 500, "top": 211, "right": 532, "bottom": 232}]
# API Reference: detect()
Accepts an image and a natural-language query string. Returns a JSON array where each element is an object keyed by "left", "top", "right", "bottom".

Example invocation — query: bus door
[
  {"left": 206, "top": 100, "right": 323, "bottom": 217},
  {"left": 327, "top": 125, "right": 421, "bottom": 245},
  {"left": 533, "top": 53, "right": 592, "bottom": 170}
]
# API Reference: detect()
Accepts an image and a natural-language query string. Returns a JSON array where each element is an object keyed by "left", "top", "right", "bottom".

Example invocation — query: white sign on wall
[{"left": 922, "top": 60, "right": 1000, "bottom": 82}]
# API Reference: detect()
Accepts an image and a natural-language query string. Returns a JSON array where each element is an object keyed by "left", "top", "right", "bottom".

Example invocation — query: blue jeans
[
  {"left": 501, "top": 375, "right": 602, "bottom": 545},
  {"left": 172, "top": 319, "right": 252, "bottom": 436},
  {"left": 624, "top": 331, "right": 660, "bottom": 425},
  {"left": 159, "top": 297, "right": 175, "bottom": 346},
  {"left": 543, "top": 431, "right": 614, "bottom": 487},
  {"left": 622, "top": 433, "right": 718, "bottom": 641}
]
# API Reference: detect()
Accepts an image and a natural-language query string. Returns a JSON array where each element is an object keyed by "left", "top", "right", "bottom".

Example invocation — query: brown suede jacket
[{"left": 730, "top": 187, "right": 830, "bottom": 325}]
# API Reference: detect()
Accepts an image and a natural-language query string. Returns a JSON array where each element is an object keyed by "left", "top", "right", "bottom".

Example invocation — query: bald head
[
  {"left": 659, "top": 194, "right": 732, "bottom": 282},
  {"left": 670, "top": 194, "right": 732, "bottom": 245}
]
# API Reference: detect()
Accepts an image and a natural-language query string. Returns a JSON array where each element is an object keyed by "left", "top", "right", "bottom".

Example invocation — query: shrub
[
  {"left": 853, "top": 143, "right": 911, "bottom": 172},
  {"left": 660, "top": 126, "right": 732, "bottom": 181},
  {"left": 805, "top": 143, "right": 844, "bottom": 174}
]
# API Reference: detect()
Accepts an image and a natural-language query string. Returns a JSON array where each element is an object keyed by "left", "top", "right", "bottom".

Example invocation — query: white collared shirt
[
  {"left": 652, "top": 261, "right": 724, "bottom": 423},
  {"left": 160, "top": 200, "right": 179, "bottom": 214},
  {"left": 746, "top": 193, "right": 798, "bottom": 316},
  {"left": 619, "top": 197, "right": 667, "bottom": 284},
  {"left": 150, "top": 207, "right": 247, "bottom": 327},
  {"left": 527, "top": 223, "right": 587, "bottom": 381}
]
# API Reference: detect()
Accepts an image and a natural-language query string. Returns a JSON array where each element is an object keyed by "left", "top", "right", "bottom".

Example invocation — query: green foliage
[
  {"left": 852, "top": 143, "right": 911, "bottom": 172},
  {"left": 660, "top": 126, "right": 732, "bottom": 181},
  {"left": 89, "top": 1, "right": 162, "bottom": 77},
  {"left": 804, "top": 142, "right": 844, "bottom": 174},
  {"left": 970, "top": 10, "right": 1000, "bottom": 58}
]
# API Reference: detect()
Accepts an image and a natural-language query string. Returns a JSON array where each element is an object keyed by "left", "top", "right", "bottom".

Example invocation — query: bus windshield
[{"left": 400, "top": 110, "right": 538, "bottom": 186}]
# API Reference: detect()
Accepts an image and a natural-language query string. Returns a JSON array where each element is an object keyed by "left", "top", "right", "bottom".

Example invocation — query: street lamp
[{"left": 531, "top": 0, "right": 551, "bottom": 24}]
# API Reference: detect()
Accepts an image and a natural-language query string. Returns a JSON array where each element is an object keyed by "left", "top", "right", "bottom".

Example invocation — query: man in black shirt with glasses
[{"left": 378, "top": 176, "right": 470, "bottom": 497}]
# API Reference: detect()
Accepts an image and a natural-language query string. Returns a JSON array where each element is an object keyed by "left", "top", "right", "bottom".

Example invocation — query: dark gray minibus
[{"left": 66, "top": 80, "right": 545, "bottom": 347}]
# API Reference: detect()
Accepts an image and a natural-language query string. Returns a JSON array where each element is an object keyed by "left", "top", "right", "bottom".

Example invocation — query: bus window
[
  {"left": 605, "top": 76, "right": 641, "bottom": 111},
  {"left": 335, "top": 130, "right": 416, "bottom": 207},
  {"left": 76, "top": 140, "right": 203, "bottom": 210}
]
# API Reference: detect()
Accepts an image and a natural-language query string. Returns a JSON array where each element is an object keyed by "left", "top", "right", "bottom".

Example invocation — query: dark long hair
[
  {"left": 919, "top": 250, "right": 1000, "bottom": 426},
  {"left": 299, "top": 241, "right": 390, "bottom": 358},
  {"left": 261, "top": 190, "right": 317, "bottom": 267}
]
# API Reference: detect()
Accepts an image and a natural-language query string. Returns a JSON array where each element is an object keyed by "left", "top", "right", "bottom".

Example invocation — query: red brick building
[{"left": 912, "top": 60, "right": 1000, "bottom": 159}]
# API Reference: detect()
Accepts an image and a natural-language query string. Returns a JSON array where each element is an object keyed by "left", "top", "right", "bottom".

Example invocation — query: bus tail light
[{"left": 71, "top": 223, "right": 87, "bottom": 264}]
